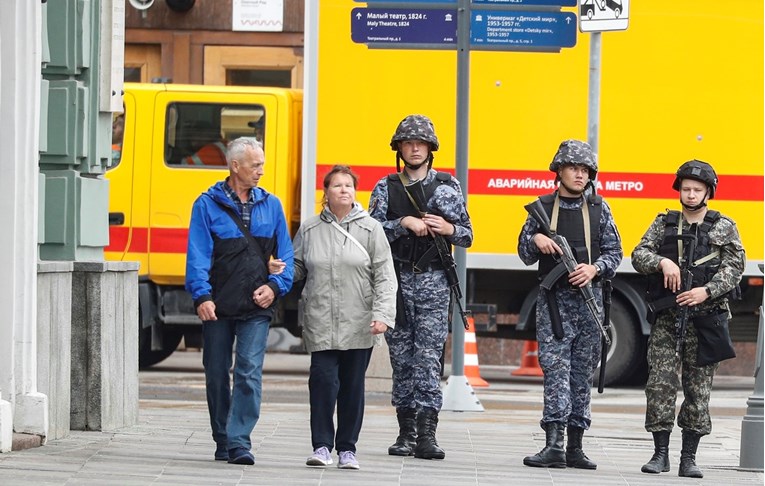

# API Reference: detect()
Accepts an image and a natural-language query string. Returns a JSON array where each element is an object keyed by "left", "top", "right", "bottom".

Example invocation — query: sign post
[{"left": 351, "top": 0, "right": 580, "bottom": 412}]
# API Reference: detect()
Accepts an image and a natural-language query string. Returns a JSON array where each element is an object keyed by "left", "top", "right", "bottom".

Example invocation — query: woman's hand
[{"left": 370, "top": 320, "right": 389, "bottom": 335}]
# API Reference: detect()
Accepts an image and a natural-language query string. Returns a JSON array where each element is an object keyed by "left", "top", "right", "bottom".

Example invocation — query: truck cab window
[{"left": 165, "top": 102, "right": 266, "bottom": 167}]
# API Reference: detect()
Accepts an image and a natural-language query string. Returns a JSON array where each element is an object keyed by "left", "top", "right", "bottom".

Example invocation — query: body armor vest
[
  {"left": 386, "top": 172, "right": 451, "bottom": 265},
  {"left": 537, "top": 192, "right": 602, "bottom": 278},
  {"left": 647, "top": 210, "right": 722, "bottom": 302}
]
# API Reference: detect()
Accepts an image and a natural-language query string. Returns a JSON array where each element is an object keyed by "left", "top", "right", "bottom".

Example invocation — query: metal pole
[
  {"left": 441, "top": 0, "right": 482, "bottom": 412},
  {"left": 739, "top": 302, "right": 764, "bottom": 471},
  {"left": 587, "top": 32, "right": 601, "bottom": 161}
]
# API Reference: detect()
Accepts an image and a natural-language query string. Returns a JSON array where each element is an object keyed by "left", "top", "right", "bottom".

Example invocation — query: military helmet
[
  {"left": 672, "top": 159, "right": 718, "bottom": 199},
  {"left": 390, "top": 114, "right": 439, "bottom": 151},
  {"left": 548, "top": 140, "right": 597, "bottom": 178}
]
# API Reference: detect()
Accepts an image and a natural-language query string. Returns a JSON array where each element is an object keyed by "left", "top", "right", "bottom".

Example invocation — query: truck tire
[
  {"left": 138, "top": 324, "right": 183, "bottom": 368},
  {"left": 594, "top": 294, "right": 645, "bottom": 387}
]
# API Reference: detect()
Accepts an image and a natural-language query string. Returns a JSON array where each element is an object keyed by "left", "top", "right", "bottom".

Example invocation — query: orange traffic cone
[
  {"left": 511, "top": 340, "right": 544, "bottom": 377},
  {"left": 464, "top": 317, "right": 489, "bottom": 387}
]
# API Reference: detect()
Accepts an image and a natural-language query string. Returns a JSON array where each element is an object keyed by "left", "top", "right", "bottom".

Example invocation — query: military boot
[
  {"left": 641, "top": 431, "right": 670, "bottom": 473},
  {"left": 565, "top": 426, "right": 597, "bottom": 469},
  {"left": 413, "top": 408, "right": 445, "bottom": 460},
  {"left": 523, "top": 422, "right": 566, "bottom": 468},
  {"left": 678, "top": 430, "right": 704, "bottom": 478},
  {"left": 388, "top": 408, "right": 417, "bottom": 456}
]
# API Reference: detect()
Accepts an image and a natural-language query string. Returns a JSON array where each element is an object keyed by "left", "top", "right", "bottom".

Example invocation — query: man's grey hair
[{"left": 226, "top": 137, "right": 263, "bottom": 167}]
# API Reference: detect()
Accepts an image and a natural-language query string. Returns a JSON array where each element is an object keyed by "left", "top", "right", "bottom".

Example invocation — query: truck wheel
[
  {"left": 594, "top": 294, "right": 644, "bottom": 387},
  {"left": 139, "top": 325, "right": 183, "bottom": 368}
]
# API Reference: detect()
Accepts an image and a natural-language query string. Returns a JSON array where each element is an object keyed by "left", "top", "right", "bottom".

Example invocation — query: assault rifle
[
  {"left": 401, "top": 175, "right": 471, "bottom": 330},
  {"left": 524, "top": 200, "right": 611, "bottom": 348},
  {"left": 675, "top": 234, "right": 698, "bottom": 358}
]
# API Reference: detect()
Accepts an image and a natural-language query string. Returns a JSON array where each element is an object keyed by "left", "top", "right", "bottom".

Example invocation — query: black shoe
[
  {"left": 413, "top": 408, "right": 445, "bottom": 460},
  {"left": 678, "top": 431, "right": 703, "bottom": 478},
  {"left": 565, "top": 426, "right": 597, "bottom": 470},
  {"left": 227, "top": 447, "right": 255, "bottom": 465},
  {"left": 523, "top": 422, "right": 566, "bottom": 468},
  {"left": 388, "top": 408, "right": 417, "bottom": 456},
  {"left": 214, "top": 443, "right": 228, "bottom": 461},
  {"left": 641, "top": 431, "right": 670, "bottom": 474}
]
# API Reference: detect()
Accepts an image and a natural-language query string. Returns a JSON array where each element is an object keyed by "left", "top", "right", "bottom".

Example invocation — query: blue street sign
[
  {"left": 472, "top": 0, "right": 576, "bottom": 5},
  {"left": 471, "top": 10, "right": 576, "bottom": 48},
  {"left": 351, "top": 8, "right": 457, "bottom": 45}
]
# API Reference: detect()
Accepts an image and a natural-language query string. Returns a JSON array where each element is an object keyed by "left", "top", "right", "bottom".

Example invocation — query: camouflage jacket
[
  {"left": 517, "top": 191, "right": 623, "bottom": 279},
  {"left": 631, "top": 210, "right": 745, "bottom": 309},
  {"left": 368, "top": 169, "right": 473, "bottom": 249}
]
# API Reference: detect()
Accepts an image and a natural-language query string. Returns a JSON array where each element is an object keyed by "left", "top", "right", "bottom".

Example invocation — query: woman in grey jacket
[{"left": 295, "top": 165, "right": 397, "bottom": 470}]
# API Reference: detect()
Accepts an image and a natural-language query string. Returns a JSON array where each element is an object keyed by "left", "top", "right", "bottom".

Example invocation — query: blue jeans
[{"left": 202, "top": 316, "right": 270, "bottom": 451}]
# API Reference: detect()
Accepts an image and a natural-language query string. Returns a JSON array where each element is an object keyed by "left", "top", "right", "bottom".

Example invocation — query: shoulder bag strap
[
  {"left": 329, "top": 220, "right": 370, "bottom": 261},
  {"left": 215, "top": 200, "right": 267, "bottom": 261}
]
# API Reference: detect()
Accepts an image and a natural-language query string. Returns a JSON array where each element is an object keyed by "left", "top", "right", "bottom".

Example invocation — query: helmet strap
[{"left": 399, "top": 152, "right": 433, "bottom": 171}]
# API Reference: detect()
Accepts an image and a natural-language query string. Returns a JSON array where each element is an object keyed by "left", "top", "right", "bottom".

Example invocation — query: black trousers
[{"left": 309, "top": 347, "right": 373, "bottom": 453}]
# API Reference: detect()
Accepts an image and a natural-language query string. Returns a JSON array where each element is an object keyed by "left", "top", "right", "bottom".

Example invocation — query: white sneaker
[
  {"left": 337, "top": 450, "right": 360, "bottom": 470},
  {"left": 306, "top": 446, "right": 333, "bottom": 466}
]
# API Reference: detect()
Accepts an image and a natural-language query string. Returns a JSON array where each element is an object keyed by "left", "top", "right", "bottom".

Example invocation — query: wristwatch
[
  {"left": 595, "top": 262, "right": 603, "bottom": 277},
  {"left": 704, "top": 286, "right": 712, "bottom": 298}
]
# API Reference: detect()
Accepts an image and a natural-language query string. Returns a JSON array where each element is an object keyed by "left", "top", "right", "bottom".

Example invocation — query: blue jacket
[{"left": 185, "top": 181, "right": 294, "bottom": 319}]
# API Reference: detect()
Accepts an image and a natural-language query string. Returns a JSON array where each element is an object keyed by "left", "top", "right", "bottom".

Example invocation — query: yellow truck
[
  {"left": 107, "top": 0, "right": 763, "bottom": 384},
  {"left": 106, "top": 83, "right": 303, "bottom": 366}
]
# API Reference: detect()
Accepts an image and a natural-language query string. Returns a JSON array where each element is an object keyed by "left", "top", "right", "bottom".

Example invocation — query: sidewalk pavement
[{"left": 0, "top": 354, "right": 761, "bottom": 485}]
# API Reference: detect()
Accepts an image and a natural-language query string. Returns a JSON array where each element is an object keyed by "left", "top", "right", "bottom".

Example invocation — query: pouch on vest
[{"left": 694, "top": 311, "right": 736, "bottom": 366}]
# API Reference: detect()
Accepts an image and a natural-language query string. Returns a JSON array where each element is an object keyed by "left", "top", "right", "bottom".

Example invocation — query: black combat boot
[
  {"left": 678, "top": 430, "right": 704, "bottom": 478},
  {"left": 565, "top": 426, "right": 597, "bottom": 469},
  {"left": 388, "top": 408, "right": 417, "bottom": 456},
  {"left": 413, "top": 408, "right": 445, "bottom": 460},
  {"left": 641, "top": 431, "right": 671, "bottom": 473},
  {"left": 523, "top": 422, "right": 566, "bottom": 468}
]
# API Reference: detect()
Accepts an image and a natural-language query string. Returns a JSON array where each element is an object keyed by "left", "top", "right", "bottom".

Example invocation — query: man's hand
[
  {"left": 569, "top": 263, "right": 598, "bottom": 287},
  {"left": 253, "top": 284, "right": 275, "bottom": 308},
  {"left": 370, "top": 320, "right": 389, "bottom": 335},
  {"left": 268, "top": 258, "right": 286, "bottom": 275},
  {"left": 533, "top": 233, "right": 563, "bottom": 255},
  {"left": 659, "top": 258, "right": 682, "bottom": 293},
  {"left": 422, "top": 213, "right": 454, "bottom": 236},
  {"left": 401, "top": 215, "right": 429, "bottom": 236},
  {"left": 677, "top": 287, "right": 709, "bottom": 307},
  {"left": 196, "top": 300, "right": 217, "bottom": 322}
]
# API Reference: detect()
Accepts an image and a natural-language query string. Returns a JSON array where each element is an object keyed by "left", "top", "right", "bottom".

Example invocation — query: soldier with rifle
[
  {"left": 369, "top": 114, "right": 473, "bottom": 461},
  {"left": 632, "top": 160, "right": 745, "bottom": 478},
  {"left": 518, "top": 140, "right": 623, "bottom": 470}
]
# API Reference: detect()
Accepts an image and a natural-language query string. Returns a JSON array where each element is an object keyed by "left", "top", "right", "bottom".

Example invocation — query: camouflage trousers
[
  {"left": 535, "top": 286, "right": 602, "bottom": 430},
  {"left": 386, "top": 268, "right": 449, "bottom": 411},
  {"left": 645, "top": 311, "right": 717, "bottom": 435}
]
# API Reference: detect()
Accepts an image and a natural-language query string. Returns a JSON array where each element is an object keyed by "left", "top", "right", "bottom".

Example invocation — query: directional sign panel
[
  {"left": 351, "top": 8, "right": 457, "bottom": 45},
  {"left": 471, "top": 10, "right": 577, "bottom": 48},
  {"left": 472, "top": 0, "right": 576, "bottom": 6}
]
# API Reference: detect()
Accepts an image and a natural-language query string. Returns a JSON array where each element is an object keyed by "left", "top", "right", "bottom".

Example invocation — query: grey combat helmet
[
  {"left": 549, "top": 139, "right": 598, "bottom": 180},
  {"left": 390, "top": 114, "right": 440, "bottom": 151},
  {"left": 672, "top": 159, "right": 718, "bottom": 199}
]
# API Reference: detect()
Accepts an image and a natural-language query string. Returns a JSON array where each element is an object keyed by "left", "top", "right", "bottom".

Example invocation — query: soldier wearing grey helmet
[
  {"left": 632, "top": 159, "right": 745, "bottom": 478},
  {"left": 518, "top": 140, "right": 623, "bottom": 469},
  {"left": 368, "top": 114, "right": 473, "bottom": 460}
]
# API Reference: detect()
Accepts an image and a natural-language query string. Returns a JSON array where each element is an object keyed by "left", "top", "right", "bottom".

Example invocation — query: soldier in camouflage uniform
[
  {"left": 368, "top": 114, "right": 473, "bottom": 460},
  {"left": 632, "top": 160, "right": 745, "bottom": 478},
  {"left": 518, "top": 140, "right": 622, "bottom": 470}
]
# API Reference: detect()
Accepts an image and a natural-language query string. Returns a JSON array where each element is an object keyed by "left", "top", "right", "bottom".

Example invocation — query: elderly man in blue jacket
[{"left": 186, "top": 137, "right": 294, "bottom": 465}]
